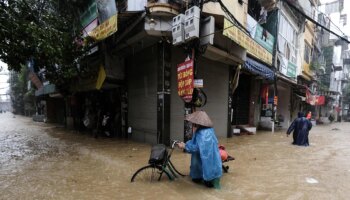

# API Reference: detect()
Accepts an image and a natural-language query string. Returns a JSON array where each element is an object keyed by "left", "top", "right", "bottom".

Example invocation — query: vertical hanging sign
[{"left": 177, "top": 59, "right": 194, "bottom": 102}]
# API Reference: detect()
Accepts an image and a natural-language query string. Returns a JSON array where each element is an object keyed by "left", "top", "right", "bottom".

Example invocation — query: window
[
  {"left": 285, "top": 44, "right": 290, "bottom": 60},
  {"left": 325, "top": 1, "right": 339, "bottom": 14},
  {"left": 248, "top": 0, "right": 262, "bottom": 21},
  {"left": 340, "top": 14, "right": 347, "bottom": 26},
  {"left": 304, "top": 42, "right": 312, "bottom": 64},
  {"left": 278, "top": 14, "right": 298, "bottom": 64}
]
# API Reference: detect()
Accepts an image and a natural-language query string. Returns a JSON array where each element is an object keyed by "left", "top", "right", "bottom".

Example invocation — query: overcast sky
[{"left": 0, "top": 61, "right": 9, "bottom": 101}]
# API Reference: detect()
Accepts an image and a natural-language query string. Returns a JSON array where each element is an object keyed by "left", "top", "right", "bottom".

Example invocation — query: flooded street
[{"left": 1, "top": 113, "right": 350, "bottom": 199}]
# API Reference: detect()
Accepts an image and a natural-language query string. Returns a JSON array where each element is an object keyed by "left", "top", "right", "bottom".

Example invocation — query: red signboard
[
  {"left": 177, "top": 59, "right": 194, "bottom": 102},
  {"left": 306, "top": 90, "right": 325, "bottom": 106},
  {"left": 260, "top": 84, "right": 269, "bottom": 105},
  {"left": 316, "top": 96, "right": 325, "bottom": 105}
]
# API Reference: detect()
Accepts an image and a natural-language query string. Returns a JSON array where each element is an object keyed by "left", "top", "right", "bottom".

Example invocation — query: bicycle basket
[{"left": 149, "top": 144, "right": 168, "bottom": 164}]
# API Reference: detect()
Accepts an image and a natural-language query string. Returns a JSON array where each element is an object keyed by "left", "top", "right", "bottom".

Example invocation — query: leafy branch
[{"left": 0, "top": 0, "right": 89, "bottom": 89}]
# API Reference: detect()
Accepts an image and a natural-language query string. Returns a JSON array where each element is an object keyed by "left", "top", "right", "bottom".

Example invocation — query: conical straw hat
[{"left": 185, "top": 111, "right": 213, "bottom": 127}]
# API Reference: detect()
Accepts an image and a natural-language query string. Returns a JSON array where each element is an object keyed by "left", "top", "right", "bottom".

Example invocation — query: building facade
[{"left": 30, "top": 0, "right": 349, "bottom": 144}]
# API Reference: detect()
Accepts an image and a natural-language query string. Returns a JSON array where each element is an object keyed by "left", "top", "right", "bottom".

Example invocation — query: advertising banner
[
  {"left": 97, "top": 0, "right": 117, "bottom": 23},
  {"left": 254, "top": 25, "right": 274, "bottom": 53},
  {"left": 287, "top": 61, "right": 297, "bottom": 78},
  {"left": 223, "top": 19, "right": 273, "bottom": 65},
  {"left": 306, "top": 90, "right": 325, "bottom": 106},
  {"left": 88, "top": 14, "right": 118, "bottom": 41},
  {"left": 177, "top": 59, "right": 194, "bottom": 102},
  {"left": 96, "top": 65, "right": 106, "bottom": 90},
  {"left": 278, "top": 54, "right": 297, "bottom": 78},
  {"left": 194, "top": 79, "right": 203, "bottom": 88},
  {"left": 247, "top": 15, "right": 274, "bottom": 53},
  {"left": 80, "top": 0, "right": 98, "bottom": 28},
  {"left": 83, "top": 19, "right": 98, "bottom": 38}
]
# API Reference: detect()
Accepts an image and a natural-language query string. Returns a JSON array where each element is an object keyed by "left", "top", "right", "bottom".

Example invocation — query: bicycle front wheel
[{"left": 130, "top": 165, "right": 172, "bottom": 182}]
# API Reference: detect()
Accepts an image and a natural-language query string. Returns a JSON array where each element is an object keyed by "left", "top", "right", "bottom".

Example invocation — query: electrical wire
[
  {"left": 217, "top": 0, "right": 250, "bottom": 35},
  {"left": 281, "top": 0, "right": 349, "bottom": 43},
  {"left": 314, "top": 2, "right": 348, "bottom": 37},
  {"left": 301, "top": 5, "right": 347, "bottom": 39},
  {"left": 199, "top": 8, "right": 277, "bottom": 43},
  {"left": 204, "top": 0, "right": 250, "bottom": 35},
  {"left": 245, "top": 0, "right": 347, "bottom": 39}
]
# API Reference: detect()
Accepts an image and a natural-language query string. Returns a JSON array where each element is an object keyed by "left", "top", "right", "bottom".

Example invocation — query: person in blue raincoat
[
  {"left": 286, "top": 111, "right": 312, "bottom": 146},
  {"left": 178, "top": 111, "right": 222, "bottom": 188}
]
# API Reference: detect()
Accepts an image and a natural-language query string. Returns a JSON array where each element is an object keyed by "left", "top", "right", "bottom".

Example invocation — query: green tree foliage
[
  {"left": 0, "top": 0, "right": 86, "bottom": 88},
  {"left": 9, "top": 65, "right": 29, "bottom": 114}
]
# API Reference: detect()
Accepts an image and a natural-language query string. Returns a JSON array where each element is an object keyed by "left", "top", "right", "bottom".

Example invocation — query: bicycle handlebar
[{"left": 171, "top": 140, "right": 181, "bottom": 149}]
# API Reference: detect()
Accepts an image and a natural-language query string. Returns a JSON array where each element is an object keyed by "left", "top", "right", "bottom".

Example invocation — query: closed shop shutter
[
  {"left": 127, "top": 46, "right": 158, "bottom": 144},
  {"left": 170, "top": 48, "right": 229, "bottom": 139},
  {"left": 231, "top": 73, "right": 251, "bottom": 125}
]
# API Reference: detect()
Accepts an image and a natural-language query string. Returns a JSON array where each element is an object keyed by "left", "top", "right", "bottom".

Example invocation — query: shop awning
[
  {"left": 70, "top": 65, "right": 109, "bottom": 93},
  {"left": 35, "top": 84, "right": 56, "bottom": 96},
  {"left": 244, "top": 57, "right": 274, "bottom": 80},
  {"left": 276, "top": 73, "right": 297, "bottom": 85}
]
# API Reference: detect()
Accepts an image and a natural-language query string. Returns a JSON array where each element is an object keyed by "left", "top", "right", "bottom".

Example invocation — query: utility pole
[
  {"left": 184, "top": 48, "right": 196, "bottom": 142},
  {"left": 172, "top": 0, "right": 214, "bottom": 142},
  {"left": 184, "top": 1, "right": 205, "bottom": 142},
  {"left": 173, "top": 2, "right": 202, "bottom": 142}
]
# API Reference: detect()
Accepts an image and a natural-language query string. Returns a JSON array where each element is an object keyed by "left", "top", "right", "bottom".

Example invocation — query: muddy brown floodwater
[{"left": 1, "top": 113, "right": 350, "bottom": 199}]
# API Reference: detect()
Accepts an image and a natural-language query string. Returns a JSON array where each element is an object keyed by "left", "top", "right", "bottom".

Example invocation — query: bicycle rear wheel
[{"left": 130, "top": 165, "right": 172, "bottom": 182}]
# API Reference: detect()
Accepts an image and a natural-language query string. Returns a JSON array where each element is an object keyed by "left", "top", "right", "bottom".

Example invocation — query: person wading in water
[{"left": 177, "top": 111, "right": 222, "bottom": 188}]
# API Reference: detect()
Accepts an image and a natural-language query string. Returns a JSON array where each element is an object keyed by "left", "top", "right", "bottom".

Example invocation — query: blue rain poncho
[
  {"left": 185, "top": 127, "right": 222, "bottom": 181},
  {"left": 287, "top": 112, "right": 312, "bottom": 146}
]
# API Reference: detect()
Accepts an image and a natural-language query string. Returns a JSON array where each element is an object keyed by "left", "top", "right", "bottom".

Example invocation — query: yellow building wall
[
  {"left": 302, "top": 62, "right": 312, "bottom": 78},
  {"left": 304, "top": 21, "right": 314, "bottom": 44},
  {"left": 302, "top": 20, "right": 315, "bottom": 78},
  {"left": 203, "top": 0, "right": 247, "bottom": 27}
]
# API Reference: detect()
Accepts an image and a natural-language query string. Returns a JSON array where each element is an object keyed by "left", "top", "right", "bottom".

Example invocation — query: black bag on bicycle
[{"left": 149, "top": 144, "right": 168, "bottom": 164}]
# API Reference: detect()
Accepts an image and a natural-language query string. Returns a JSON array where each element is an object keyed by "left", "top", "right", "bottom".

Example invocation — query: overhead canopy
[
  {"left": 244, "top": 57, "right": 275, "bottom": 80},
  {"left": 35, "top": 84, "right": 56, "bottom": 96}
]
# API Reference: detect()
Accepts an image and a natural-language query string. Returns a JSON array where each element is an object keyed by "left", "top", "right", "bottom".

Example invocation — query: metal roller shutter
[{"left": 231, "top": 73, "right": 251, "bottom": 125}]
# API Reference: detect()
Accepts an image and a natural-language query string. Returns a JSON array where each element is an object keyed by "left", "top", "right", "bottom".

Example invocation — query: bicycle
[{"left": 130, "top": 140, "right": 186, "bottom": 182}]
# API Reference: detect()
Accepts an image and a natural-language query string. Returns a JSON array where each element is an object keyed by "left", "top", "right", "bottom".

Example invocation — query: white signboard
[{"left": 194, "top": 79, "right": 203, "bottom": 88}]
